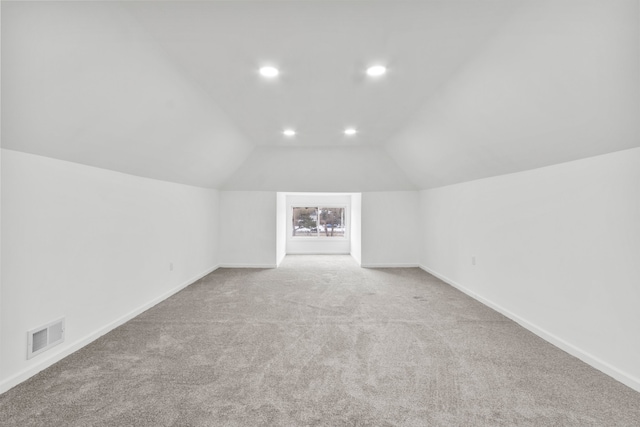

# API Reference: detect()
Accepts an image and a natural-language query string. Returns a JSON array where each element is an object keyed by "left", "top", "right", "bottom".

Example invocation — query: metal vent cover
[
  {"left": 27, "top": 318, "right": 65, "bottom": 359},
  {"left": 32, "top": 329, "right": 48, "bottom": 353}
]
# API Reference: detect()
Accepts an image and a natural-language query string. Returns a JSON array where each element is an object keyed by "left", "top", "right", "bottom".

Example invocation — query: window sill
[{"left": 290, "top": 237, "right": 348, "bottom": 240}]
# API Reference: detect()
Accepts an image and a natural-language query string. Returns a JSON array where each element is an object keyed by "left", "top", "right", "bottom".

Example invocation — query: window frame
[{"left": 291, "top": 205, "right": 348, "bottom": 240}]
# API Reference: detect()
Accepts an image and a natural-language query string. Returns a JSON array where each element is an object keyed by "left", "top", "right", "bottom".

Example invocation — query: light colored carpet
[{"left": 1, "top": 255, "right": 639, "bottom": 426}]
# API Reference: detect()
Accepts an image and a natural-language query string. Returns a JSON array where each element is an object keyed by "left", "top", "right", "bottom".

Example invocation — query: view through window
[{"left": 292, "top": 207, "right": 345, "bottom": 237}]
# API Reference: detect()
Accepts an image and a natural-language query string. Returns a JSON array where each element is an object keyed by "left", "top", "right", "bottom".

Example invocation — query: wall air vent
[{"left": 27, "top": 318, "right": 65, "bottom": 359}]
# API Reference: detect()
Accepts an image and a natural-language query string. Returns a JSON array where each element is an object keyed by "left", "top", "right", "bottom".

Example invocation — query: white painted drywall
[
  {"left": 276, "top": 193, "right": 287, "bottom": 266},
  {"left": 222, "top": 146, "right": 416, "bottom": 192},
  {"left": 218, "top": 191, "right": 277, "bottom": 267},
  {"left": 0, "top": 123, "right": 2, "bottom": 379},
  {"left": 350, "top": 193, "right": 362, "bottom": 265},
  {"left": 2, "top": 2, "right": 253, "bottom": 189},
  {"left": 361, "top": 191, "right": 419, "bottom": 267},
  {"left": 118, "top": 1, "right": 519, "bottom": 150},
  {"left": 0, "top": 149, "right": 220, "bottom": 392},
  {"left": 419, "top": 148, "right": 640, "bottom": 391},
  {"left": 387, "top": 0, "right": 639, "bottom": 189},
  {"left": 286, "top": 194, "right": 351, "bottom": 255},
  {"left": 0, "top": 29, "right": 3, "bottom": 374}
]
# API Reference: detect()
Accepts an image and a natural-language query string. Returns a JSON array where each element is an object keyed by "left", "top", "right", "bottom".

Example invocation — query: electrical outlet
[{"left": 169, "top": 262, "right": 174, "bottom": 271}]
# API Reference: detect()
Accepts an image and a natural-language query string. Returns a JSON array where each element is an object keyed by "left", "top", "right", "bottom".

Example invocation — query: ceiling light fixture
[
  {"left": 283, "top": 129, "right": 296, "bottom": 137},
  {"left": 366, "top": 65, "right": 387, "bottom": 77},
  {"left": 344, "top": 128, "right": 357, "bottom": 136},
  {"left": 259, "top": 66, "right": 279, "bottom": 78}
]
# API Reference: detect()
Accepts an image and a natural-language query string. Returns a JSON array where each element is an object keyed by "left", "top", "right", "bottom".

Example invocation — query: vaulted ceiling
[{"left": 2, "top": 1, "right": 638, "bottom": 190}]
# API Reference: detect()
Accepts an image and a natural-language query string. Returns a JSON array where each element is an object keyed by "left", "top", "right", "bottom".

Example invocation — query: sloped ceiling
[
  {"left": 1, "top": 1, "right": 254, "bottom": 188},
  {"left": 385, "top": 0, "right": 640, "bottom": 188},
  {"left": 2, "top": 1, "right": 638, "bottom": 190},
  {"left": 221, "top": 146, "right": 416, "bottom": 191}
]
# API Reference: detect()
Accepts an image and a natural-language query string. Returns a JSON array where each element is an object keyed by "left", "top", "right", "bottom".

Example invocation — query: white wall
[
  {"left": 1, "top": 149, "right": 220, "bottom": 393},
  {"left": 350, "top": 193, "right": 362, "bottom": 265},
  {"left": 0, "top": 129, "right": 2, "bottom": 380},
  {"left": 419, "top": 148, "right": 640, "bottom": 392},
  {"left": 361, "top": 191, "right": 419, "bottom": 267},
  {"left": 286, "top": 194, "right": 351, "bottom": 255},
  {"left": 219, "top": 191, "right": 277, "bottom": 267},
  {"left": 276, "top": 193, "right": 287, "bottom": 266}
]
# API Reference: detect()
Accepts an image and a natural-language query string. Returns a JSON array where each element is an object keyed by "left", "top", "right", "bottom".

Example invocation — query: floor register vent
[{"left": 27, "top": 318, "right": 65, "bottom": 359}]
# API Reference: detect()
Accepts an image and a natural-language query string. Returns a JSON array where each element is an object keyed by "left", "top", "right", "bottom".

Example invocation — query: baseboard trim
[
  {"left": 418, "top": 264, "right": 640, "bottom": 393},
  {"left": 362, "top": 263, "right": 419, "bottom": 268},
  {"left": 0, "top": 264, "right": 219, "bottom": 395},
  {"left": 219, "top": 264, "right": 277, "bottom": 269}
]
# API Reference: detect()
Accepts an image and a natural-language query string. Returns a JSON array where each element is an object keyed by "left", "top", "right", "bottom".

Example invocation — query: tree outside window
[{"left": 292, "top": 207, "right": 345, "bottom": 237}]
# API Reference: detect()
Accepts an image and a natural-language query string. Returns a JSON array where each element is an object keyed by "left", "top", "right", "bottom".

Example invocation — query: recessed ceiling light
[
  {"left": 283, "top": 129, "right": 296, "bottom": 137},
  {"left": 366, "top": 65, "right": 387, "bottom": 77},
  {"left": 259, "top": 66, "right": 279, "bottom": 78},
  {"left": 344, "top": 128, "right": 357, "bottom": 136}
]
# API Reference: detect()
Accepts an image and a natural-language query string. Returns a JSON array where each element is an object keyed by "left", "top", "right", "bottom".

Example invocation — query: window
[{"left": 292, "top": 206, "right": 345, "bottom": 238}]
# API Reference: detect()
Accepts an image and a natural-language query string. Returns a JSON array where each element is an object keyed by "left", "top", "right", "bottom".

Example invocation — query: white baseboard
[
  {"left": 219, "top": 264, "right": 277, "bottom": 268},
  {"left": 419, "top": 264, "right": 640, "bottom": 393},
  {"left": 362, "top": 263, "right": 419, "bottom": 268},
  {"left": 0, "top": 264, "right": 219, "bottom": 395}
]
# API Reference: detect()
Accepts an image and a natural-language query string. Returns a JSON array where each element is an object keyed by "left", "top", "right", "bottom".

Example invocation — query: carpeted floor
[{"left": 1, "top": 255, "right": 639, "bottom": 426}]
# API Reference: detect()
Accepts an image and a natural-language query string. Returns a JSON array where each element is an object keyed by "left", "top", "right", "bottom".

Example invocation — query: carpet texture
[{"left": 1, "top": 255, "right": 639, "bottom": 426}]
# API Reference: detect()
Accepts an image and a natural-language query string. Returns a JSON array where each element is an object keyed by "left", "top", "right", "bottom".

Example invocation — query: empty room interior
[{"left": 1, "top": 0, "right": 639, "bottom": 425}]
